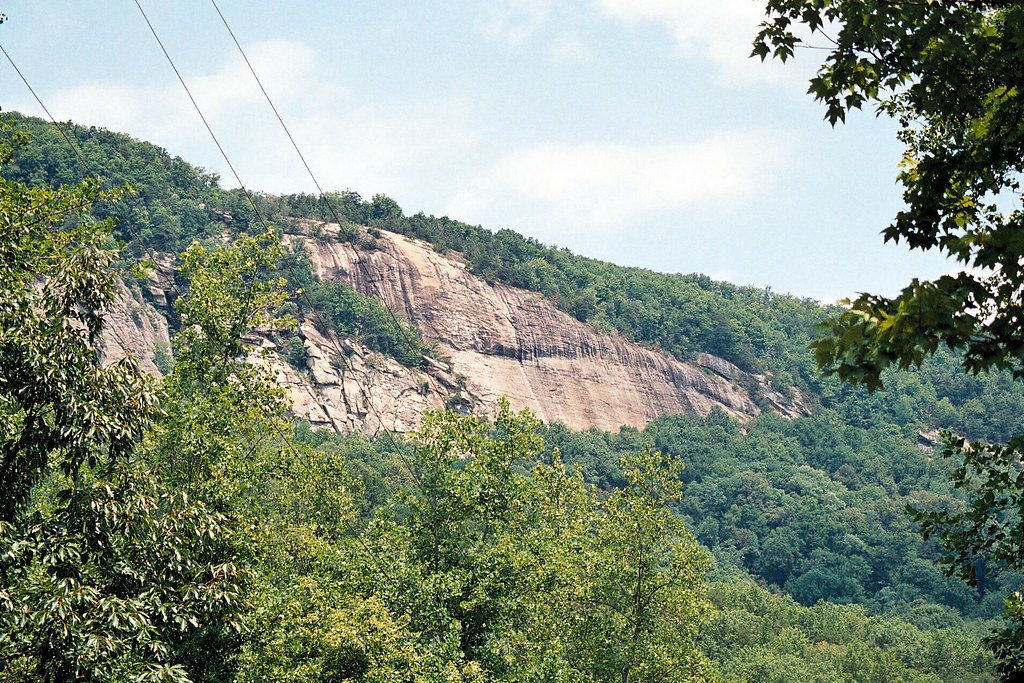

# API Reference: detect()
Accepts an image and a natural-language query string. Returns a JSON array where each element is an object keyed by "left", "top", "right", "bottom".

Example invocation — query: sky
[{"left": 0, "top": 1, "right": 954, "bottom": 302}]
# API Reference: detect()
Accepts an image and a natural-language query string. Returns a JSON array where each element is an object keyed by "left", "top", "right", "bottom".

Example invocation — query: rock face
[
  {"left": 102, "top": 226, "right": 800, "bottom": 435},
  {"left": 99, "top": 281, "right": 172, "bottom": 376},
  {"left": 286, "top": 228, "right": 765, "bottom": 433},
  {"left": 249, "top": 323, "right": 450, "bottom": 435},
  {"left": 696, "top": 352, "right": 811, "bottom": 419}
]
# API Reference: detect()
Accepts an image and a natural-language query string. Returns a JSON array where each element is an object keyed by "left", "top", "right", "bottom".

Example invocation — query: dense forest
[{"left": 0, "top": 99, "right": 1021, "bottom": 682}]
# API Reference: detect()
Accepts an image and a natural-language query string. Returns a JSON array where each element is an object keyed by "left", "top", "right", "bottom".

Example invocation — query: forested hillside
[
  {"left": 0, "top": 111, "right": 1019, "bottom": 681},
  {"left": 6, "top": 111, "right": 1021, "bottom": 436}
]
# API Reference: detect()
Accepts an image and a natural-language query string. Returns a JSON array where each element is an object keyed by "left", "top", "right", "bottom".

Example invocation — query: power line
[
  {"left": 133, "top": 0, "right": 425, "bottom": 407},
  {"left": 0, "top": 35, "right": 395, "bottom": 573},
  {"left": 5, "top": 2, "right": 429, "bottom": 526},
  {"left": 3, "top": 11, "right": 426, "bottom": 476},
  {"left": 207, "top": 0, "right": 428, "bottom": 361},
  {"left": 208, "top": 0, "right": 329, "bottom": 207},
  {"left": 0, "top": 41, "right": 158, "bottom": 264},
  {"left": 132, "top": 0, "right": 268, "bottom": 230},
  {"left": 131, "top": 1, "right": 427, "bottom": 486}
]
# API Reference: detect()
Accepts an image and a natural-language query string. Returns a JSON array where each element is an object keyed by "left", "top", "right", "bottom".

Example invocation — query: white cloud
[
  {"left": 45, "top": 39, "right": 330, "bottom": 160},
  {"left": 710, "top": 268, "right": 736, "bottom": 283},
  {"left": 475, "top": 0, "right": 595, "bottom": 62},
  {"left": 475, "top": 0, "right": 559, "bottom": 46},
  {"left": 260, "top": 97, "right": 483, "bottom": 198},
  {"left": 39, "top": 39, "right": 482, "bottom": 200},
  {"left": 447, "top": 130, "right": 790, "bottom": 241},
  {"left": 190, "top": 40, "right": 324, "bottom": 116},
  {"left": 597, "top": 0, "right": 791, "bottom": 84},
  {"left": 470, "top": 0, "right": 811, "bottom": 82},
  {"left": 547, "top": 31, "right": 592, "bottom": 61}
]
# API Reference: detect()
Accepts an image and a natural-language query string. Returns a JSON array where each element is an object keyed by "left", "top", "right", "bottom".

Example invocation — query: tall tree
[
  {"left": 0, "top": 128, "right": 153, "bottom": 523},
  {"left": 351, "top": 402, "right": 715, "bottom": 681},
  {"left": 0, "top": 125, "right": 243, "bottom": 683},
  {"left": 565, "top": 449, "right": 716, "bottom": 683}
]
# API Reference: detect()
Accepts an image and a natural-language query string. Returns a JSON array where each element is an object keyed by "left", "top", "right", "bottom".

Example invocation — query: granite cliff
[{"left": 102, "top": 226, "right": 806, "bottom": 434}]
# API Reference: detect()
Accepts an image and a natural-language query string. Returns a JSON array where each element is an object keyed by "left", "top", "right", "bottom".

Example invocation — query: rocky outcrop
[
  {"left": 250, "top": 322, "right": 452, "bottom": 435},
  {"left": 697, "top": 352, "right": 812, "bottom": 419},
  {"left": 102, "top": 225, "right": 805, "bottom": 435},
  {"left": 286, "top": 228, "right": 766, "bottom": 432},
  {"left": 99, "top": 281, "right": 172, "bottom": 376},
  {"left": 696, "top": 353, "right": 748, "bottom": 384}
]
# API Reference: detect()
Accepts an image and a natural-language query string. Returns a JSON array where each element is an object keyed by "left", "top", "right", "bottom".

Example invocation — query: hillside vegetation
[
  {"left": 0, "top": 112, "right": 1018, "bottom": 680},
  {"left": 6, "top": 112, "right": 1023, "bottom": 434}
]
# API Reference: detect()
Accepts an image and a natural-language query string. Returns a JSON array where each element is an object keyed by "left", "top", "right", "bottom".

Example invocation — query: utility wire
[
  {"left": 0, "top": 41, "right": 159, "bottom": 263},
  {"left": 208, "top": 0, "right": 427, "bottom": 360},
  {"left": 6, "top": 4, "right": 424, "bottom": 541},
  {"left": 0, "top": 43, "right": 163, "bottom": 366},
  {"left": 3, "top": 12, "right": 422, "bottom": 471},
  {"left": 132, "top": 0, "right": 269, "bottom": 230},
  {"left": 0, "top": 35, "right": 394, "bottom": 573},
  {"left": 132, "top": 0, "right": 426, "bottom": 488},
  {"left": 208, "top": 0, "right": 329, "bottom": 208},
  {"left": 208, "top": 0, "right": 462, "bottom": 488}
]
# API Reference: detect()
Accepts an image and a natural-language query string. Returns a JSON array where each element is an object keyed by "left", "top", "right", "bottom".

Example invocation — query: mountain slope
[
  {"left": 286, "top": 225, "right": 780, "bottom": 432},
  {"left": 98, "top": 224, "right": 777, "bottom": 434},
  {"left": 8, "top": 112, "right": 1021, "bottom": 442}
]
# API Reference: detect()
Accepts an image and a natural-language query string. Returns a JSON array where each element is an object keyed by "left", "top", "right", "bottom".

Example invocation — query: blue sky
[{"left": 0, "top": 1, "right": 952, "bottom": 301}]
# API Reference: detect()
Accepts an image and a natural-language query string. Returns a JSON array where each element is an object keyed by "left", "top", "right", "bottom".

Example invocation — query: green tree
[
  {"left": 0, "top": 126, "right": 243, "bottom": 682},
  {"left": 351, "top": 403, "right": 716, "bottom": 681},
  {"left": 143, "top": 231, "right": 441, "bottom": 683},
  {"left": 566, "top": 448, "right": 716, "bottom": 683},
  {"left": 755, "top": 1, "right": 1024, "bottom": 391},
  {"left": 354, "top": 401, "right": 553, "bottom": 678},
  {"left": 0, "top": 143, "right": 152, "bottom": 523},
  {"left": 228, "top": 437, "right": 438, "bottom": 683},
  {"left": 149, "top": 228, "right": 292, "bottom": 499},
  {"left": 755, "top": 1, "right": 1024, "bottom": 676},
  {"left": 0, "top": 466, "right": 244, "bottom": 683}
]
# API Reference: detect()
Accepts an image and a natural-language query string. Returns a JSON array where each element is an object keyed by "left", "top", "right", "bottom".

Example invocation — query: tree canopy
[
  {"left": 755, "top": 1, "right": 1024, "bottom": 389},
  {"left": 757, "top": 1, "right": 1024, "bottom": 677},
  {"left": 0, "top": 106, "right": 1012, "bottom": 680},
  {"left": 0, "top": 122, "right": 246, "bottom": 683}
]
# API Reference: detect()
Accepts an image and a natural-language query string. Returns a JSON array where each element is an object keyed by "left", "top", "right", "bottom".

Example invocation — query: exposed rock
[
  {"left": 287, "top": 229, "right": 766, "bottom": 432},
  {"left": 697, "top": 353, "right": 811, "bottom": 419},
  {"left": 696, "top": 353, "right": 748, "bottom": 383},
  {"left": 99, "top": 281, "right": 172, "bottom": 376},
  {"left": 917, "top": 429, "right": 941, "bottom": 451},
  {"left": 253, "top": 322, "right": 452, "bottom": 435},
  {"left": 104, "top": 226, "right": 808, "bottom": 435},
  {"left": 762, "top": 387, "right": 812, "bottom": 419},
  {"left": 145, "top": 255, "right": 176, "bottom": 308}
]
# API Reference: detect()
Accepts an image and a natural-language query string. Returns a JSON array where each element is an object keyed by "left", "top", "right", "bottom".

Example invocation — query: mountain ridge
[
  {"left": 9, "top": 111, "right": 1020, "bottom": 443},
  {"left": 102, "top": 222, "right": 805, "bottom": 433}
]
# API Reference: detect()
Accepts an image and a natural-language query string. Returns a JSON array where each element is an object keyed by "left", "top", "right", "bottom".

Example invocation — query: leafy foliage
[
  {"left": 754, "top": 1, "right": 1024, "bottom": 390},
  {"left": 298, "top": 413, "right": 1000, "bottom": 681},
  {"left": 1, "top": 104, "right": 1017, "bottom": 680},
  {"left": 569, "top": 449, "right": 716, "bottom": 682},
  {"left": 278, "top": 245, "right": 432, "bottom": 369},
  {"left": 757, "top": 0, "right": 1024, "bottom": 676},
  {"left": 0, "top": 124, "right": 244, "bottom": 682},
  {"left": 0, "top": 467, "right": 243, "bottom": 683},
  {"left": 705, "top": 579, "right": 995, "bottom": 683},
  {"left": 348, "top": 402, "right": 716, "bottom": 681},
  {"left": 0, "top": 152, "right": 155, "bottom": 521},
  {"left": 0, "top": 112, "right": 221, "bottom": 256},
  {"left": 544, "top": 409, "right": 1023, "bottom": 623}
]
